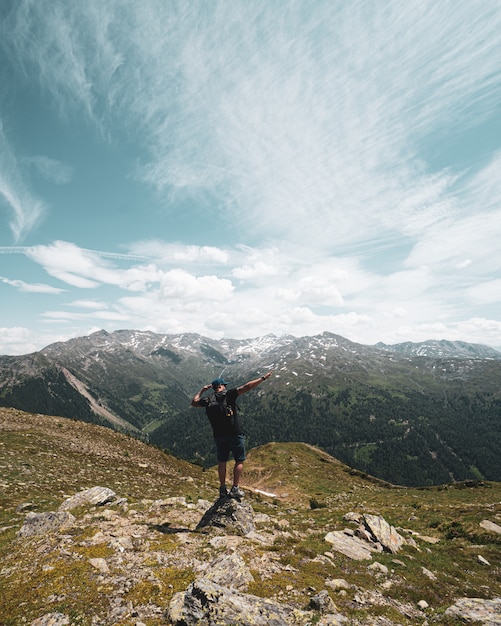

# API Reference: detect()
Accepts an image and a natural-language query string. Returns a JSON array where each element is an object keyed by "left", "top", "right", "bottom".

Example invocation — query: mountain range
[{"left": 1, "top": 329, "right": 501, "bottom": 487}]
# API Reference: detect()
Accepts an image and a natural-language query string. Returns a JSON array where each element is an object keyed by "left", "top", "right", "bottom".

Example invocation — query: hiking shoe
[
  {"left": 229, "top": 486, "right": 244, "bottom": 500},
  {"left": 219, "top": 486, "right": 228, "bottom": 498}
]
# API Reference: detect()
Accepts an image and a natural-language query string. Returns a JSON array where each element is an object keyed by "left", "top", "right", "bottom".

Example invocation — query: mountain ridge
[{"left": 1, "top": 329, "right": 501, "bottom": 487}]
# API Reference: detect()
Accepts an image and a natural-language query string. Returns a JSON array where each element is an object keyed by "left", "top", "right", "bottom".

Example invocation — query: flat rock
[
  {"left": 59, "top": 486, "right": 116, "bottom": 511},
  {"left": 445, "top": 597, "right": 501, "bottom": 625},
  {"left": 480, "top": 519, "right": 501, "bottom": 535},
  {"left": 324, "top": 530, "right": 378, "bottom": 560},
  {"left": 17, "top": 511, "right": 75, "bottom": 538}
]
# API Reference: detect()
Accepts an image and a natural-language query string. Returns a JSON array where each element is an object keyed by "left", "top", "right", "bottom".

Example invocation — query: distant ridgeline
[{"left": 1, "top": 329, "right": 501, "bottom": 487}]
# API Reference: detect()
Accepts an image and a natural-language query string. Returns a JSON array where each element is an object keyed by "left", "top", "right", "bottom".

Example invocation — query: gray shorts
[{"left": 214, "top": 434, "right": 246, "bottom": 463}]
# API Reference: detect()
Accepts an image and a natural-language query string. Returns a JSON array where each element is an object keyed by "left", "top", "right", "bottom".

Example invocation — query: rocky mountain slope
[
  {"left": 1, "top": 330, "right": 501, "bottom": 487},
  {"left": 1, "top": 407, "right": 500, "bottom": 625}
]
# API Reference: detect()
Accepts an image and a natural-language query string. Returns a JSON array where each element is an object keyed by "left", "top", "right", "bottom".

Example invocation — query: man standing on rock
[{"left": 191, "top": 371, "right": 273, "bottom": 500}]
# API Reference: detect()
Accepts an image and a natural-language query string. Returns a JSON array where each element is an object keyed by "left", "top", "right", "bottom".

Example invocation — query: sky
[{"left": 1, "top": 0, "right": 501, "bottom": 356}]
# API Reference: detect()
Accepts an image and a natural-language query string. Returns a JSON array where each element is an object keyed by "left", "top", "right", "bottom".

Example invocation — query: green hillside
[{"left": 1, "top": 407, "right": 500, "bottom": 625}]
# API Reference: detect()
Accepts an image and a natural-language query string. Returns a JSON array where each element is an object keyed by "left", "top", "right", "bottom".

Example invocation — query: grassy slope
[{"left": 1, "top": 407, "right": 501, "bottom": 625}]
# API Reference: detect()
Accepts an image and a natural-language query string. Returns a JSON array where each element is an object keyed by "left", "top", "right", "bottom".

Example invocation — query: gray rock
[
  {"left": 317, "top": 616, "right": 348, "bottom": 626},
  {"left": 59, "top": 486, "right": 116, "bottom": 511},
  {"left": 201, "top": 552, "right": 254, "bottom": 590},
  {"left": 168, "top": 578, "right": 313, "bottom": 625},
  {"left": 368, "top": 561, "right": 389, "bottom": 575},
  {"left": 445, "top": 597, "right": 501, "bottom": 625},
  {"left": 362, "top": 514, "right": 405, "bottom": 553},
  {"left": 17, "top": 511, "right": 75, "bottom": 538},
  {"left": 324, "top": 530, "right": 378, "bottom": 560},
  {"left": 309, "top": 589, "right": 337, "bottom": 614},
  {"left": 480, "top": 519, "right": 501, "bottom": 535},
  {"left": 196, "top": 497, "right": 255, "bottom": 536},
  {"left": 30, "top": 613, "right": 69, "bottom": 626},
  {"left": 89, "top": 557, "right": 110, "bottom": 574}
]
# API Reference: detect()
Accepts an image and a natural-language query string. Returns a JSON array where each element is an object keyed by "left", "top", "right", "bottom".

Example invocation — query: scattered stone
[
  {"left": 317, "top": 615, "right": 348, "bottom": 625},
  {"left": 445, "top": 597, "right": 501, "bottom": 625},
  {"left": 30, "top": 613, "right": 69, "bottom": 626},
  {"left": 168, "top": 578, "right": 314, "bottom": 625},
  {"left": 478, "top": 554, "right": 491, "bottom": 566},
  {"left": 325, "top": 578, "right": 351, "bottom": 592},
  {"left": 343, "top": 512, "right": 362, "bottom": 524},
  {"left": 309, "top": 589, "right": 338, "bottom": 614},
  {"left": 421, "top": 566, "right": 437, "bottom": 580},
  {"left": 17, "top": 511, "right": 75, "bottom": 538},
  {"left": 414, "top": 533, "right": 440, "bottom": 544},
  {"left": 417, "top": 600, "right": 429, "bottom": 610},
  {"left": 195, "top": 496, "right": 255, "bottom": 536},
  {"left": 480, "top": 519, "right": 501, "bottom": 535},
  {"left": 88, "top": 531, "right": 107, "bottom": 545},
  {"left": 89, "top": 557, "right": 110, "bottom": 574},
  {"left": 59, "top": 486, "right": 116, "bottom": 511},
  {"left": 16, "top": 502, "right": 36, "bottom": 513},
  {"left": 368, "top": 561, "right": 389, "bottom": 575}
]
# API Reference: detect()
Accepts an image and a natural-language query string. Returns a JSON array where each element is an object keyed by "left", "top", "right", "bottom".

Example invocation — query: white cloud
[
  {"left": 0, "top": 326, "right": 38, "bottom": 355},
  {"left": 69, "top": 299, "right": 109, "bottom": 309},
  {"left": 0, "top": 326, "right": 87, "bottom": 355},
  {"left": 127, "top": 241, "right": 229, "bottom": 265},
  {"left": 42, "top": 309, "right": 129, "bottom": 322},
  {"left": 159, "top": 270, "right": 234, "bottom": 301},
  {"left": 1, "top": 2, "right": 501, "bottom": 353},
  {"left": 0, "top": 276, "right": 65, "bottom": 294}
]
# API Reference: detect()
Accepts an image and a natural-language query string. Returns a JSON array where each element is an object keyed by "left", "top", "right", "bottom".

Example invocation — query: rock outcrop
[
  {"left": 168, "top": 578, "right": 314, "bottom": 626},
  {"left": 195, "top": 495, "right": 256, "bottom": 535},
  {"left": 17, "top": 511, "right": 76, "bottom": 538},
  {"left": 445, "top": 597, "right": 501, "bottom": 625},
  {"left": 325, "top": 512, "right": 414, "bottom": 560}
]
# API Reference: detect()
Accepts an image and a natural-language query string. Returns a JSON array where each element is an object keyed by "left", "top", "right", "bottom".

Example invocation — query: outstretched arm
[
  {"left": 237, "top": 371, "right": 273, "bottom": 395},
  {"left": 191, "top": 383, "right": 212, "bottom": 407}
]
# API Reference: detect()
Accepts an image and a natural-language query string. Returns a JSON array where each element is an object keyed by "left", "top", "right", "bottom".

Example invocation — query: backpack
[{"left": 205, "top": 391, "right": 236, "bottom": 430}]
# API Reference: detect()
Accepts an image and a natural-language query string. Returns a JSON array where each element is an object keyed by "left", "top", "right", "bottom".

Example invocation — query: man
[{"left": 191, "top": 371, "right": 273, "bottom": 499}]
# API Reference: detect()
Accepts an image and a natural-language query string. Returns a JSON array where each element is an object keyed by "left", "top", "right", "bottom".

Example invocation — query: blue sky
[{"left": 1, "top": 0, "right": 501, "bottom": 356}]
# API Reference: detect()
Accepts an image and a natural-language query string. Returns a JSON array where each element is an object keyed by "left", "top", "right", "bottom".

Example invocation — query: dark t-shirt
[{"left": 196, "top": 387, "right": 242, "bottom": 436}]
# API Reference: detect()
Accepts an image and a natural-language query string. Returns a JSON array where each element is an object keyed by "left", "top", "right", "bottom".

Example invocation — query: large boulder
[
  {"left": 196, "top": 497, "right": 255, "bottom": 536},
  {"left": 168, "top": 578, "right": 312, "bottom": 625},
  {"left": 17, "top": 511, "right": 75, "bottom": 538}
]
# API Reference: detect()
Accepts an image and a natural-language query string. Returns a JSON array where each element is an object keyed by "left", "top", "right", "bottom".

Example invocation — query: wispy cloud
[
  {"left": 25, "top": 155, "right": 74, "bottom": 185},
  {"left": 0, "top": 276, "right": 65, "bottom": 294},
  {"left": 1, "top": 2, "right": 501, "bottom": 353},
  {"left": 0, "top": 122, "right": 46, "bottom": 242},
  {"left": 3, "top": 1, "right": 501, "bottom": 250}
]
